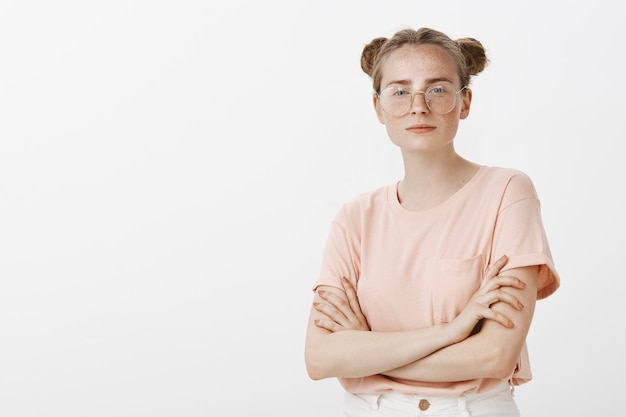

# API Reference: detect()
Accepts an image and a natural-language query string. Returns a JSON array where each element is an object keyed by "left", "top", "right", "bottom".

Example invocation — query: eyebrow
[{"left": 383, "top": 77, "right": 455, "bottom": 89}]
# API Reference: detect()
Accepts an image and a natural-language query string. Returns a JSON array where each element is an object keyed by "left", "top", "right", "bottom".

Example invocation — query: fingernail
[{"left": 499, "top": 255, "right": 508, "bottom": 261}]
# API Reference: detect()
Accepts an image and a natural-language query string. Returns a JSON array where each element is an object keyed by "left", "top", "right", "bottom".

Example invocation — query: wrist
[{"left": 442, "top": 321, "right": 466, "bottom": 345}]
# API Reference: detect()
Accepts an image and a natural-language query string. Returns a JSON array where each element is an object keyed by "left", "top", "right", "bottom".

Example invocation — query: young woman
[{"left": 304, "top": 27, "right": 560, "bottom": 416}]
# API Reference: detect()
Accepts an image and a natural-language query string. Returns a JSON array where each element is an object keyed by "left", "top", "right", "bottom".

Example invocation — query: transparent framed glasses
[{"left": 377, "top": 83, "right": 467, "bottom": 116}]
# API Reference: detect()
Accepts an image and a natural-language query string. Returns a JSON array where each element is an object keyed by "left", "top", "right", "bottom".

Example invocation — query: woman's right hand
[{"left": 448, "top": 255, "right": 526, "bottom": 341}]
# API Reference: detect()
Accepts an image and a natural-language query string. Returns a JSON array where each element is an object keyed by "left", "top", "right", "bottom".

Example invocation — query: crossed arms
[{"left": 304, "top": 256, "right": 539, "bottom": 382}]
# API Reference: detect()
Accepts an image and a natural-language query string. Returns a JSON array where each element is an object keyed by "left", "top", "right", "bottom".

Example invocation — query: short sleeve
[
  {"left": 312, "top": 205, "right": 361, "bottom": 292},
  {"left": 491, "top": 173, "right": 560, "bottom": 299}
]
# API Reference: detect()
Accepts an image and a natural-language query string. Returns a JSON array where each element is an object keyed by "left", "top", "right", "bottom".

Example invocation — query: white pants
[{"left": 341, "top": 382, "right": 520, "bottom": 417}]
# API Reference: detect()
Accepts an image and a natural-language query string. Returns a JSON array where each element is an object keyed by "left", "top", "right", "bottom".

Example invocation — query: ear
[
  {"left": 459, "top": 88, "right": 472, "bottom": 120},
  {"left": 373, "top": 94, "right": 385, "bottom": 124}
]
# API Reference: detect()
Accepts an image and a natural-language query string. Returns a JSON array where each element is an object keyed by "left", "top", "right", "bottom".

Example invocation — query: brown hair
[{"left": 361, "top": 27, "right": 489, "bottom": 94}]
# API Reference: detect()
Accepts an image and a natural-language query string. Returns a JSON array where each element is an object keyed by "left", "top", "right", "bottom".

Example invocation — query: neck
[{"left": 397, "top": 150, "right": 480, "bottom": 211}]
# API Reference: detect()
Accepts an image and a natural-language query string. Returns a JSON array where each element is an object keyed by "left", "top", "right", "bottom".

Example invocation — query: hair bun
[
  {"left": 361, "top": 37, "right": 387, "bottom": 76},
  {"left": 456, "top": 37, "right": 489, "bottom": 76}
]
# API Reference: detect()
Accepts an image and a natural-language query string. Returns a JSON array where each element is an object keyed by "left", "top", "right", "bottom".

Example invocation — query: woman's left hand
[{"left": 313, "top": 277, "right": 370, "bottom": 333}]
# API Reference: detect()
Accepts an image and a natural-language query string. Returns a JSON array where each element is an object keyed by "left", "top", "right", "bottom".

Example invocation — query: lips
[{"left": 407, "top": 124, "right": 436, "bottom": 133}]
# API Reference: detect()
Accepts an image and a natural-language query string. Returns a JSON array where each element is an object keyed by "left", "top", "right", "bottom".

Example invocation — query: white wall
[{"left": 1, "top": 1, "right": 623, "bottom": 415}]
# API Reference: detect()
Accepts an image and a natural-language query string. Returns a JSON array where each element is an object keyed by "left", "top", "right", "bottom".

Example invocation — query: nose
[{"left": 410, "top": 92, "right": 429, "bottom": 114}]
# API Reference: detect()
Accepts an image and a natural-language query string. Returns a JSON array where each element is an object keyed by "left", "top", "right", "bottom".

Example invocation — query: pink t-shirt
[{"left": 314, "top": 165, "right": 560, "bottom": 396}]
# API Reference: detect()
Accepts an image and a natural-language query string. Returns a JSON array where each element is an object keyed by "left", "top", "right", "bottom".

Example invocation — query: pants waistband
[{"left": 351, "top": 381, "right": 513, "bottom": 416}]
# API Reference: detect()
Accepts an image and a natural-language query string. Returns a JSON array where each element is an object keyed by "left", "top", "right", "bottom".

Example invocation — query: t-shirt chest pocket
[{"left": 432, "top": 254, "right": 485, "bottom": 323}]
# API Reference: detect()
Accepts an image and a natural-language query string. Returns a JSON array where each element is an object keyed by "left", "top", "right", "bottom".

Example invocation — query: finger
[
  {"left": 318, "top": 284, "right": 369, "bottom": 331},
  {"left": 318, "top": 290, "right": 352, "bottom": 320},
  {"left": 483, "top": 275, "right": 527, "bottom": 292},
  {"left": 484, "top": 255, "right": 508, "bottom": 281},
  {"left": 473, "top": 286, "right": 524, "bottom": 310},
  {"left": 341, "top": 277, "right": 369, "bottom": 327},
  {"left": 314, "top": 318, "right": 343, "bottom": 333},
  {"left": 495, "top": 275, "right": 526, "bottom": 289},
  {"left": 479, "top": 308, "right": 515, "bottom": 329},
  {"left": 340, "top": 277, "right": 358, "bottom": 309},
  {"left": 483, "top": 289, "right": 524, "bottom": 310},
  {"left": 313, "top": 301, "right": 349, "bottom": 327}
]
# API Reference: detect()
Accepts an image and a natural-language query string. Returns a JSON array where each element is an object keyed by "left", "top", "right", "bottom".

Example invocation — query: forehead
[{"left": 381, "top": 43, "right": 459, "bottom": 86}]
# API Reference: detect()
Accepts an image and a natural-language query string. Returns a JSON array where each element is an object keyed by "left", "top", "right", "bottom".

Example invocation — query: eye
[
  {"left": 392, "top": 88, "right": 410, "bottom": 97},
  {"left": 427, "top": 85, "right": 446, "bottom": 95}
]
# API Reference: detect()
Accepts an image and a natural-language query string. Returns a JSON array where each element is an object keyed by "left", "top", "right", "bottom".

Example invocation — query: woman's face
[{"left": 374, "top": 43, "right": 471, "bottom": 154}]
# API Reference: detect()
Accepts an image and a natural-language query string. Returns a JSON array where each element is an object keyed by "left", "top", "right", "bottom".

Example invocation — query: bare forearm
[
  {"left": 305, "top": 319, "right": 457, "bottom": 380},
  {"left": 382, "top": 329, "right": 513, "bottom": 381}
]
